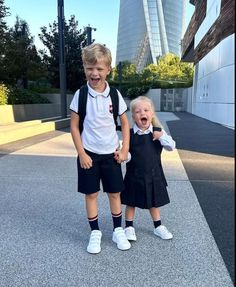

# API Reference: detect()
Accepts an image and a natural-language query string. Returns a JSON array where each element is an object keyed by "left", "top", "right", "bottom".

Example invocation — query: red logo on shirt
[{"left": 109, "top": 105, "right": 113, "bottom": 114}]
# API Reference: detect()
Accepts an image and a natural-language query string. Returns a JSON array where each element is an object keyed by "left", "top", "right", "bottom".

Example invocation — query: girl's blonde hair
[
  {"left": 130, "top": 96, "right": 162, "bottom": 128},
  {"left": 82, "top": 43, "right": 112, "bottom": 68}
]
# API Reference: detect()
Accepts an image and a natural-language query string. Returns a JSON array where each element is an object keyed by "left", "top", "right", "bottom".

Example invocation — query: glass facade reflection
[{"left": 116, "top": 0, "right": 187, "bottom": 71}]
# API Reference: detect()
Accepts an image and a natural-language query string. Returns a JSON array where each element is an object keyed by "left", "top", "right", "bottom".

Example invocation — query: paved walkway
[{"left": 0, "top": 112, "right": 234, "bottom": 287}]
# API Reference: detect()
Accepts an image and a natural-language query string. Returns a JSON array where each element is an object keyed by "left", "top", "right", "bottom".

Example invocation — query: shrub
[
  {"left": 29, "top": 86, "right": 60, "bottom": 94},
  {"left": 126, "top": 86, "right": 150, "bottom": 99},
  {"left": 0, "top": 84, "right": 9, "bottom": 105},
  {"left": 7, "top": 88, "right": 51, "bottom": 105}
]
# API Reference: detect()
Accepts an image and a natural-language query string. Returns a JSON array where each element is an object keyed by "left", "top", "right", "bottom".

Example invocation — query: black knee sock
[
  {"left": 112, "top": 212, "right": 122, "bottom": 230},
  {"left": 125, "top": 220, "right": 133, "bottom": 228},
  {"left": 88, "top": 215, "right": 99, "bottom": 231},
  {"left": 153, "top": 220, "right": 161, "bottom": 229}
]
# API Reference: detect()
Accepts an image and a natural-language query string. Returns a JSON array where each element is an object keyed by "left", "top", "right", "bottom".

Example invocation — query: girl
[{"left": 121, "top": 96, "right": 176, "bottom": 241}]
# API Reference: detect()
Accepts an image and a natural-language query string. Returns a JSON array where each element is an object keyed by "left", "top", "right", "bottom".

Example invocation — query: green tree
[
  {"left": 2, "top": 17, "right": 45, "bottom": 88},
  {"left": 0, "top": 0, "right": 9, "bottom": 39},
  {"left": 0, "top": 0, "right": 10, "bottom": 81},
  {"left": 112, "top": 61, "right": 138, "bottom": 82},
  {"left": 39, "top": 15, "right": 86, "bottom": 92},
  {"left": 155, "top": 53, "right": 193, "bottom": 82},
  {"left": 141, "top": 64, "right": 159, "bottom": 83}
]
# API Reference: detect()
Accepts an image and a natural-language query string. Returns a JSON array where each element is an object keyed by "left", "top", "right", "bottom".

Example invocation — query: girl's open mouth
[{"left": 141, "top": 117, "right": 147, "bottom": 125}]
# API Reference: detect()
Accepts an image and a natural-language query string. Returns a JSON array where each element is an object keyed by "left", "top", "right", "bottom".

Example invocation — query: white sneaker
[
  {"left": 87, "top": 230, "right": 102, "bottom": 254},
  {"left": 125, "top": 226, "right": 137, "bottom": 241},
  {"left": 112, "top": 227, "right": 131, "bottom": 250},
  {"left": 154, "top": 225, "right": 173, "bottom": 240}
]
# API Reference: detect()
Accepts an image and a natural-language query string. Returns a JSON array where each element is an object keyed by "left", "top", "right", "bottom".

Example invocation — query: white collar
[
  {"left": 87, "top": 81, "right": 110, "bottom": 98},
  {"left": 133, "top": 123, "right": 153, "bottom": 135}
]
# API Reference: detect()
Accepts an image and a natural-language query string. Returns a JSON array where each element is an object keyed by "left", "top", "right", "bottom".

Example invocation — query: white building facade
[
  {"left": 192, "top": 0, "right": 234, "bottom": 128},
  {"left": 192, "top": 34, "right": 234, "bottom": 128},
  {"left": 116, "top": 0, "right": 187, "bottom": 71},
  {"left": 182, "top": 0, "right": 235, "bottom": 128}
]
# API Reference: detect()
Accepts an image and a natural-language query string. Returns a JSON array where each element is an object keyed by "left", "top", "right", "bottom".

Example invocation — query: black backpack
[{"left": 78, "top": 85, "right": 121, "bottom": 133}]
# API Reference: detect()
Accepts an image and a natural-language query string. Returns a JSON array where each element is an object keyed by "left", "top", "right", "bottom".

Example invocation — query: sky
[{"left": 4, "top": 0, "right": 195, "bottom": 67}]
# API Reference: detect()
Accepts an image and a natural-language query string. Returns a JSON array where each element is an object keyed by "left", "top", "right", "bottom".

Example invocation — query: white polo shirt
[{"left": 70, "top": 82, "right": 127, "bottom": 154}]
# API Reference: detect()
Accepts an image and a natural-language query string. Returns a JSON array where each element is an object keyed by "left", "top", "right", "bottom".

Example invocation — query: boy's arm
[
  {"left": 114, "top": 113, "right": 130, "bottom": 163},
  {"left": 70, "top": 111, "right": 92, "bottom": 168},
  {"left": 120, "top": 113, "right": 130, "bottom": 153}
]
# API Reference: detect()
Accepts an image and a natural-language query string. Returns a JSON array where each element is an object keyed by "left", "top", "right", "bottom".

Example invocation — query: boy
[{"left": 70, "top": 43, "right": 131, "bottom": 254}]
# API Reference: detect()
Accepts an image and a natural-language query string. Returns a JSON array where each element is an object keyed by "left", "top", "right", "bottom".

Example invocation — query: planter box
[
  {"left": 175, "top": 106, "right": 183, "bottom": 112},
  {"left": 0, "top": 103, "right": 65, "bottom": 123},
  {"left": 0, "top": 105, "right": 15, "bottom": 123},
  {"left": 0, "top": 93, "right": 74, "bottom": 124}
]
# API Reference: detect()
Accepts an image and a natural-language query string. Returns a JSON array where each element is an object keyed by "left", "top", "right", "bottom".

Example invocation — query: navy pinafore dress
[{"left": 121, "top": 128, "right": 170, "bottom": 209}]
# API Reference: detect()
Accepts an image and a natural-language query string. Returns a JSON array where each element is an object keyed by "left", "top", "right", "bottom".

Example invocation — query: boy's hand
[
  {"left": 153, "top": 130, "right": 164, "bottom": 141},
  {"left": 79, "top": 152, "right": 93, "bottom": 169}
]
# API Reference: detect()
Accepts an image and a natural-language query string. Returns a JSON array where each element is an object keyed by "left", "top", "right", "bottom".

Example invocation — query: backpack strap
[
  {"left": 109, "top": 86, "right": 121, "bottom": 131},
  {"left": 78, "top": 85, "right": 88, "bottom": 133}
]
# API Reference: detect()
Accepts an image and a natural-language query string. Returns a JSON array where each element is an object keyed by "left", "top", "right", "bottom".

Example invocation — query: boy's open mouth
[{"left": 91, "top": 77, "right": 100, "bottom": 84}]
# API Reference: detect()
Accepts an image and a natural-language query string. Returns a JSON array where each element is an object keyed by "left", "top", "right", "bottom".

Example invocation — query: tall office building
[{"left": 116, "top": 0, "right": 187, "bottom": 71}]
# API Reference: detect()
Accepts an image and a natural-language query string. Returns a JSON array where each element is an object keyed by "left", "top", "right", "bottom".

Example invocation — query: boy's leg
[
  {"left": 85, "top": 192, "right": 102, "bottom": 254},
  {"left": 101, "top": 155, "right": 130, "bottom": 250},
  {"left": 107, "top": 192, "right": 131, "bottom": 250},
  {"left": 77, "top": 152, "right": 103, "bottom": 253},
  {"left": 86, "top": 192, "right": 99, "bottom": 218},
  {"left": 107, "top": 192, "right": 122, "bottom": 229},
  {"left": 86, "top": 192, "right": 99, "bottom": 230}
]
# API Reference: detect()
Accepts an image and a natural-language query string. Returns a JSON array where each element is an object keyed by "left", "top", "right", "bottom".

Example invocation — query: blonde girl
[{"left": 121, "top": 96, "right": 176, "bottom": 241}]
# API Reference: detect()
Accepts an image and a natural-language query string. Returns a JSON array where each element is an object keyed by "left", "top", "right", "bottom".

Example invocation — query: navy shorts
[{"left": 77, "top": 150, "right": 124, "bottom": 194}]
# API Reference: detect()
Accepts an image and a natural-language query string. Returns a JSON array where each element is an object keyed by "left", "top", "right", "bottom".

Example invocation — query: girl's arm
[
  {"left": 159, "top": 130, "right": 176, "bottom": 151},
  {"left": 153, "top": 128, "right": 176, "bottom": 151}
]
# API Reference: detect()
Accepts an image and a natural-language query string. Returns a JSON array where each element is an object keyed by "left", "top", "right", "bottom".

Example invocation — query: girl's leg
[
  {"left": 149, "top": 207, "right": 161, "bottom": 221},
  {"left": 149, "top": 207, "right": 173, "bottom": 239},
  {"left": 85, "top": 192, "right": 99, "bottom": 230},
  {"left": 124, "top": 206, "right": 137, "bottom": 241},
  {"left": 149, "top": 207, "right": 161, "bottom": 228},
  {"left": 125, "top": 205, "right": 136, "bottom": 227}
]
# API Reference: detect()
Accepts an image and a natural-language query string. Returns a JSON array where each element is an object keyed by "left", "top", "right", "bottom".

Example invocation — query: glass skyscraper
[{"left": 116, "top": 0, "right": 187, "bottom": 71}]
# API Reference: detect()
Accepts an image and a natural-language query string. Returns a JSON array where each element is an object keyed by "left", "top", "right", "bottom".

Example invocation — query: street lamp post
[
  {"left": 58, "top": 0, "right": 67, "bottom": 119},
  {"left": 85, "top": 25, "right": 97, "bottom": 45},
  {"left": 17, "top": 22, "right": 27, "bottom": 89}
]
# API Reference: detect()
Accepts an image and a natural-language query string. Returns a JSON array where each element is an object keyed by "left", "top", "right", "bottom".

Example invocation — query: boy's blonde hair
[
  {"left": 130, "top": 96, "right": 162, "bottom": 128},
  {"left": 82, "top": 43, "right": 112, "bottom": 68}
]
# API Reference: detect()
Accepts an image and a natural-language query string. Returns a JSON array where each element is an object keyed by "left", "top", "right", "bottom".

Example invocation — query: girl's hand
[
  {"left": 79, "top": 152, "right": 93, "bottom": 169},
  {"left": 153, "top": 130, "right": 164, "bottom": 141}
]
